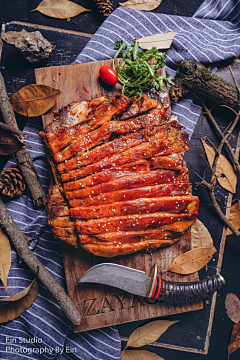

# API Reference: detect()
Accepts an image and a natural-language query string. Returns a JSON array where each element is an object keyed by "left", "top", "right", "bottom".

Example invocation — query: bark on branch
[
  {"left": 170, "top": 60, "right": 240, "bottom": 111},
  {"left": 0, "top": 72, "right": 46, "bottom": 206},
  {"left": 0, "top": 196, "right": 81, "bottom": 325}
]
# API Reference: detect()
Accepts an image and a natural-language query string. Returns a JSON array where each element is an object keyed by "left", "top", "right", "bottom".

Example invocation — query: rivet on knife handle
[{"left": 147, "top": 274, "right": 225, "bottom": 303}]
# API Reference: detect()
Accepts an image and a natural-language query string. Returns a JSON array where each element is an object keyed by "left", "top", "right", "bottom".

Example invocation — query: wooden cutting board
[{"left": 35, "top": 59, "right": 202, "bottom": 332}]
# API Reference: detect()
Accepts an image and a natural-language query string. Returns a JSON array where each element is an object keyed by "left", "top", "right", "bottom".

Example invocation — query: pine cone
[
  {"left": 0, "top": 167, "right": 25, "bottom": 198},
  {"left": 94, "top": 0, "right": 113, "bottom": 17}
]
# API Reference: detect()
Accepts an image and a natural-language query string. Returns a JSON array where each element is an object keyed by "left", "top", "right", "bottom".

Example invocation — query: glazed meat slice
[
  {"left": 40, "top": 93, "right": 199, "bottom": 258},
  {"left": 76, "top": 210, "right": 198, "bottom": 234},
  {"left": 45, "top": 183, "right": 78, "bottom": 247},
  {"left": 53, "top": 106, "right": 166, "bottom": 163},
  {"left": 61, "top": 133, "right": 189, "bottom": 182},
  {"left": 70, "top": 196, "right": 199, "bottom": 219},
  {"left": 80, "top": 238, "right": 181, "bottom": 258},
  {"left": 68, "top": 183, "right": 192, "bottom": 207},
  {"left": 44, "top": 95, "right": 130, "bottom": 154},
  {"left": 65, "top": 168, "right": 189, "bottom": 199},
  {"left": 120, "top": 94, "right": 159, "bottom": 120},
  {"left": 63, "top": 160, "right": 149, "bottom": 192}
]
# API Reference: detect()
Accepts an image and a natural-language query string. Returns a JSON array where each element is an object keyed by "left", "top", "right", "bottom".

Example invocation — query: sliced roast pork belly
[
  {"left": 79, "top": 238, "right": 181, "bottom": 258},
  {"left": 68, "top": 183, "right": 192, "bottom": 207},
  {"left": 45, "top": 183, "right": 78, "bottom": 247},
  {"left": 63, "top": 160, "right": 149, "bottom": 192},
  {"left": 39, "top": 93, "right": 199, "bottom": 257},
  {"left": 76, "top": 210, "right": 198, "bottom": 234},
  {"left": 70, "top": 196, "right": 199, "bottom": 219},
  {"left": 65, "top": 168, "right": 189, "bottom": 199},
  {"left": 54, "top": 106, "right": 166, "bottom": 163}
]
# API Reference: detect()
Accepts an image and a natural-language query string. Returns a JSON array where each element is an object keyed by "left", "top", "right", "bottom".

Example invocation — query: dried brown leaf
[
  {"left": 225, "top": 293, "right": 240, "bottom": 324},
  {"left": 0, "top": 129, "right": 24, "bottom": 155},
  {"left": 125, "top": 320, "right": 179, "bottom": 349},
  {"left": 10, "top": 84, "right": 61, "bottom": 117},
  {"left": 119, "top": 0, "right": 162, "bottom": 11},
  {"left": 227, "top": 201, "right": 240, "bottom": 235},
  {"left": 121, "top": 350, "right": 165, "bottom": 359},
  {"left": 137, "top": 32, "right": 176, "bottom": 50},
  {"left": 0, "top": 228, "right": 11, "bottom": 291},
  {"left": 191, "top": 219, "right": 213, "bottom": 249},
  {"left": 32, "top": 0, "right": 91, "bottom": 19},
  {"left": 168, "top": 247, "right": 217, "bottom": 275},
  {"left": 228, "top": 321, "right": 240, "bottom": 356},
  {"left": 202, "top": 139, "right": 237, "bottom": 193},
  {"left": 0, "top": 279, "right": 38, "bottom": 323}
]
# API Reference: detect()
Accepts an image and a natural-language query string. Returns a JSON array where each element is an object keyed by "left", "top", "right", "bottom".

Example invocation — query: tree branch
[
  {"left": 0, "top": 72, "right": 46, "bottom": 206},
  {"left": 0, "top": 196, "right": 81, "bottom": 325}
]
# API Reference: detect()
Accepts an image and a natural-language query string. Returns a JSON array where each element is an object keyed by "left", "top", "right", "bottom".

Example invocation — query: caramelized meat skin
[
  {"left": 63, "top": 160, "right": 149, "bottom": 192},
  {"left": 95, "top": 219, "right": 196, "bottom": 241},
  {"left": 150, "top": 154, "right": 183, "bottom": 171},
  {"left": 65, "top": 168, "right": 189, "bottom": 199},
  {"left": 40, "top": 94, "right": 199, "bottom": 257},
  {"left": 45, "top": 184, "right": 78, "bottom": 247},
  {"left": 54, "top": 106, "right": 166, "bottom": 163},
  {"left": 80, "top": 238, "right": 180, "bottom": 258},
  {"left": 120, "top": 94, "right": 159, "bottom": 120},
  {"left": 68, "top": 183, "right": 192, "bottom": 207},
  {"left": 71, "top": 196, "right": 199, "bottom": 219},
  {"left": 76, "top": 211, "right": 198, "bottom": 234},
  {"left": 61, "top": 133, "right": 189, "bottom": 182}
]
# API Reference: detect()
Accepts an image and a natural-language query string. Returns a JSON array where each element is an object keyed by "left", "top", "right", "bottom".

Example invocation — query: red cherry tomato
[{"left": 99, "top": 66, "right": 118, "bottom": 85}]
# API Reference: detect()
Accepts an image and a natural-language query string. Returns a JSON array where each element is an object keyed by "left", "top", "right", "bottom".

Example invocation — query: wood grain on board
[{"left": 35, "top": 59, "right": 202, "bottom": 332}]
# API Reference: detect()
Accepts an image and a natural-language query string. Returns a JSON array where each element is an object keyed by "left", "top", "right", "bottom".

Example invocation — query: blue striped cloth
[{"left": 0, "top": 1, "right": 240, "bottom": 359}]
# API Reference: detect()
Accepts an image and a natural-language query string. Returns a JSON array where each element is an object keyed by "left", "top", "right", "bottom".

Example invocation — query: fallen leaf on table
[
  {"left": 0, "top": 279, "right": 38, "bottom": 323},
  {"left": 137, "top": 32, "right": 176, "bottom": 50},
  {"left": 191, "top": 219, "right": 213, "bottom": 249},
  {"left": 10, "top": 84, "right": 61, "bottom": 117},
  {"left": 31, "top": 0, "right": 91, "bottom": 19},
  {"left": 225, "top": 293, "right": 240, "bottom": 324},
  {"left": 119, "top": 0, "right": 162, "bottom": 11},
  {"left": 168, "top": 247, "right": 217, "bottom": 275},
  {"left": 227, "top": 201, "right": 240, "bottom": 235},
  {"left": 0, "top": 129, "right": 24, "bottom": 155},
  {"left": 124, "top": 320, "right": 179, "bottom": 350},
  {"left": 0, "top": 228, "right": 11, "bottom": 291},
  {"left": 121, "top": 349, "right": 165, "bottom": 359},
  {"left": 202, "top": 139, "right": 237, "bottom": 193},
  {"left": 228, "top": 321, "right": 240, "bottom": 356}
]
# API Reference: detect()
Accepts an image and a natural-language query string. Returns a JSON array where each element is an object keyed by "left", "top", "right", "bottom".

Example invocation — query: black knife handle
[{"left": 149, "top": 275, "right": 225, "bottom": 303}]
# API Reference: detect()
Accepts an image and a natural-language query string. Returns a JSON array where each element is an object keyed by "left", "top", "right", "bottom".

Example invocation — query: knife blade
[{"left": 79, "top": 263, "right": 225, "bottom": 303}]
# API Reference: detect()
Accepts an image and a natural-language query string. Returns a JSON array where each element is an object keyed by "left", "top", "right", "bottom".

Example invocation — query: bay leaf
[
  {"left": 119, "top": 0, "right": 162, "bottom": 11},
  {"left": 0, "top": 129, "right": 24, "bottom": 155},
  {"left": 191, "top": 219, "right": 213, "bottom": 249},
  {"left": 228, "top": 321, "right": 240, "bottom": 356},
  {"left": 125, "top": 320, "right": 179, "bottom": 349},
  {"left": 168, "top": 247, "right": 217, "bottom": 275},
  {"left": 121, "top": 349, "right": 165, "bottom": 359},
  {"left": 137, "top": 32, "right": 176, "bottom": 50},
  {"left": 0, "top": 228, "right": 11, "bottom": 291},
  {"left": 0, "top": 279, "right": 38, "bottom": 323},
  {"left": 32, "top": 0, "right": 91, "bottom": 19},
  {"left": 225, "top": 293, "right": 240, "bottom": 324},
  {"left": 227, "top": 201, "right": 240, "bottom": 235},
  {"left": 10, "top": 84, "right": 61, "bottom": 117},
  {"left": 202, "top": 139, "right": 237, "bottom": 193}
]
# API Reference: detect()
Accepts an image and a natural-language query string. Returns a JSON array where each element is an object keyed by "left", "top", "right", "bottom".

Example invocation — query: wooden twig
[
  {"left": 200, "top": 96, "right": 240, "bottom": 175},
  {"left": 195, "top": 107, "right": 240, "bottom": 238},
  {"left": 0, "top": 195, "right": 81, "bottom": 325},
  {"left": 0, "top": 122, "right": 28, "bottom": 140},
  {"left": 229, "top": 65, "right": 240, "bottom": 95},
  {"left": 0, "top": 72, "right": 46, "bottom": 206}
]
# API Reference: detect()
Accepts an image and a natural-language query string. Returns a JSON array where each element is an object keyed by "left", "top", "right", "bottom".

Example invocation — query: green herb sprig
[{"left": 113, "top": 40, "right": 174, "bottom": 100}]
